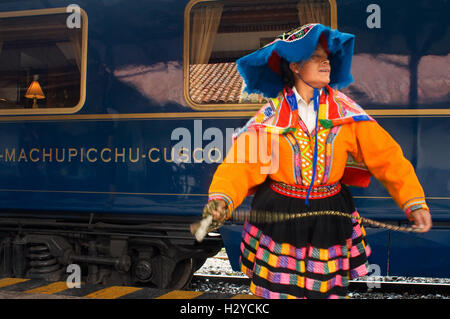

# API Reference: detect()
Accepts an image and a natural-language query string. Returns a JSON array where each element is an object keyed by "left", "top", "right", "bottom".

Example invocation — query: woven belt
[{"left": 270, "top": 180, "right": 341, "bottom": 199}]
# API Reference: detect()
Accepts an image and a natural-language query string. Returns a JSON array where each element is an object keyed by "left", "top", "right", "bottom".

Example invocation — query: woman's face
[{"left": 290, "top": 44, "right": 330, "bottom": 88}]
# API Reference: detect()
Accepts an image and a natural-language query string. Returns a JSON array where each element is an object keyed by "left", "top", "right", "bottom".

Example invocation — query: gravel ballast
[{"left": 191, "top": 249, "right": 450, "bottom": 299}]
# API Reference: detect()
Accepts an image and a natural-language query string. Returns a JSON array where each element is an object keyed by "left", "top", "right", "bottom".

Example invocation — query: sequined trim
[{"left": 270, "top": 180, "right": 341, "bottom": 199}]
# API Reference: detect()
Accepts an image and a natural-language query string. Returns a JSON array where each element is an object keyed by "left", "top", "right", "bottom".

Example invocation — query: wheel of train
[{"left": 0, "top": 218, "right": 222, "bottom": 289}]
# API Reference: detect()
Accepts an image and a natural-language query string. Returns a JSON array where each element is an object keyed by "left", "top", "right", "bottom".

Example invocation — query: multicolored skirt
[{"left": 239, "top": 180, "right": 371, "bottom": 299}]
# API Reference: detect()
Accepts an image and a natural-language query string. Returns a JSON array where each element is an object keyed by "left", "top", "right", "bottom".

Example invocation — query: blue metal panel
[
  {"left": 365, "top": 228, "right": 390, "bottom": 276},
  {"left": 0, "top": 0, "right": 447, "bottom": 221},
  {"left": 390, "top": 229, "right": 450, "bottom": 277},
  {"left": 220, "top": 224, "right": 244, "bottom": 272},
  {"left": 0, "top": 118, "right": 246, "bottom": 215}
]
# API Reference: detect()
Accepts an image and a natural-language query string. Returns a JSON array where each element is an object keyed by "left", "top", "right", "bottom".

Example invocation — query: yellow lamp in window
[{"left": 25, "top": 77, "right": 45, "bottom": 108}]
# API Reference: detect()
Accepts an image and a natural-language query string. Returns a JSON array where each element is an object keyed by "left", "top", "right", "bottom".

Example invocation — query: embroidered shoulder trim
[{"left": 233, "top": 95, "right": 283, "bottom": 140}]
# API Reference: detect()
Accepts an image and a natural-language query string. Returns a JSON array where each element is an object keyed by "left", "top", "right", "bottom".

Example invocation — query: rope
[
  {"left": 230, "top": 209, "right": 419, "bottom": 233},
  {"left": 192, "top": 206, "right": 419, "bottom": 242}
]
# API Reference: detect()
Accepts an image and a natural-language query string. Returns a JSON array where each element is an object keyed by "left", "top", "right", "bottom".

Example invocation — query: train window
[
  {"left": 184, "top": 0, "right": 337, "bottom": 110},
  {"left": 0, "top": 7, "right": 87, "bottom": 115}
]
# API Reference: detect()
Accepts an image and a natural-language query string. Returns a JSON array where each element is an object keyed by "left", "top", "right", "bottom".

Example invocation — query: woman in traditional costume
[{"left": 199, "top": 24, "right": 432, "bottom": 299}]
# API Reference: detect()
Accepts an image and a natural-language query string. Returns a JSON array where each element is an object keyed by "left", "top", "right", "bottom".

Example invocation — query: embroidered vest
[{"left": 234, "top": 85, "right": 375, "bottom": 188}]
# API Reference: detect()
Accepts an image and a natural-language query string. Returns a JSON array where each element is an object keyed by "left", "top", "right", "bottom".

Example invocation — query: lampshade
[{"left": 25, "top": 80, "right": 45, "bottom": 99}]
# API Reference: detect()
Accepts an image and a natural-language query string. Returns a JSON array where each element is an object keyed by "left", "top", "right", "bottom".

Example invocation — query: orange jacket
[{"left": 208, "top": 88, "right": 429, "bottom": 219}]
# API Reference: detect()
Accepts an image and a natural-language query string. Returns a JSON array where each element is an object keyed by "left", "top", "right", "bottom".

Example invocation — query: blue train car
[{"left": 0, "top": 0, "right": 448, "bottom": 288}]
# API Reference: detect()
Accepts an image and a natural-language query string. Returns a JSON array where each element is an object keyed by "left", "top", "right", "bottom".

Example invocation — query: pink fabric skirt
[{"left": 239, "top": 180, "right": 371, "bottom": 299}]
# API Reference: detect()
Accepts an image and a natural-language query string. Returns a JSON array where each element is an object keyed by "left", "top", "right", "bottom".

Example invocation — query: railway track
[
  {"left": 190, "top": 274, "right": 450, "bottom": 298},
  {"left": 191, "top": 253, "right": 450, "bottom": 299}
]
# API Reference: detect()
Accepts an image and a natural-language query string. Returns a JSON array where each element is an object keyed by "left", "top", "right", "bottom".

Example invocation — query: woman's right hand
[
  {"left": 191, "top": 199, "right": 229, "bottom": 242},
  {"left": 204, "top": 199, "right": 228, "bottom": 223}
]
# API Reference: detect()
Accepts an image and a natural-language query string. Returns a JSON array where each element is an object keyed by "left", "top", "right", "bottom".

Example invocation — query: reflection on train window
[
  {"left": 0, "top": 9, "right": 86, "bottom": 113},
  {"left": 185, "top": 0, "right": 335, "bottom": 109}
]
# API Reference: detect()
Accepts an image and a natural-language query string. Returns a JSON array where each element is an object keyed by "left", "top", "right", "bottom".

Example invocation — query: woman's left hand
[{"left": 410, "top": 209, "right": 432, "bottom": 232}]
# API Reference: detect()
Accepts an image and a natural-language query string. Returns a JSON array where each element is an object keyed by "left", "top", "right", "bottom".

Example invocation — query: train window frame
[
  {"left": 183, "top": 0, "right": 338, "bottom": 111},
  {"left": 0, "top": 7, "right": 88, "bottom": 116}
]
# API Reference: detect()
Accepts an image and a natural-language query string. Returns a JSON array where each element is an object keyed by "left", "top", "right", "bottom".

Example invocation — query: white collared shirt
[{"left": 292, "top": 86, "right": 321, "bottom": 134}]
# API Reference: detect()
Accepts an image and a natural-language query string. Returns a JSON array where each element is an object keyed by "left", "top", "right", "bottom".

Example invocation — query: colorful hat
[{"left": 236, "top": 24, "right": 355, "bottom": 98}]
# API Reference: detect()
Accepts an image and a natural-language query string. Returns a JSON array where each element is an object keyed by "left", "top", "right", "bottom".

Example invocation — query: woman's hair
[{"left": 280, "top": 58, "right": 296, "bottom": 88}]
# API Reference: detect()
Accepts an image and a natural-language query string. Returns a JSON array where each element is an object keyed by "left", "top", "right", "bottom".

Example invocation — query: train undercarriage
[{"left": 0, "top": 211, "right": 222, "bottom": 289}]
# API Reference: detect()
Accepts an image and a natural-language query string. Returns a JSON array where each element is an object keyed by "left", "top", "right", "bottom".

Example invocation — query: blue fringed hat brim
[{"left": 236, "top": 24, "right": 355, "bottom": 98}]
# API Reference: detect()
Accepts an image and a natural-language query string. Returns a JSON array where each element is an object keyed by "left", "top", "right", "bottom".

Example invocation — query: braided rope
[
  {"left": 231, "top": 209, "right": 419, "bottom": 233},
  {"left": 192, "top": 204, "right": 419, "bottom": 242}
]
